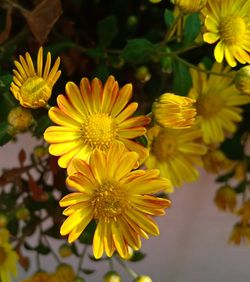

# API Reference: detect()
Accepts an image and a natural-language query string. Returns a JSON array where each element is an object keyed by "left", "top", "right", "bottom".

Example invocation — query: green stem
[
  {"left": 170, "top": 53, "right": 235, "bottom": 78},
  {"left": 114, "top": 255, "right": 138, "bottom": 279},
  {"left": 77, "top": 244, "right": 88, "bottom": 275},
  {"left": 43, "top": 235, "right": 61, "bottom": 263},
  {"left": 162, "top": 11, "right": 183, "bottom": 44}
]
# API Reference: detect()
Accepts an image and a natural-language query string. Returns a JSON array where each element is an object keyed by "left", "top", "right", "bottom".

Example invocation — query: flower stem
[
  {"left": 114, "top": 255, "right": 138, "bottom": 279},
  {"left": 77, "top": 244, "right": 88, "bottom": 275}
]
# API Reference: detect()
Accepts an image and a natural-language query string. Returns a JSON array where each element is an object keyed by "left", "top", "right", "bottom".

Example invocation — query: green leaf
[
  {"left": 85, "top": 47, "right": 106, "bottom": 60},
  {"left": 215, "top": 171, "right": 234, "bottom": 183},
  {"left": 33, "top": 115, "right": 53, "bottom": 137},
  {"left": 172, "top": 59, "right": 192, "bottom": 96},
  {"left": 98, "top": 16, "right": 118, "bottom": 47},
  {"left": 220, "top": 135, "right": 244, "bottom": 160},
  {"left": 130, "top": 250, "right": 146, "bottom": 262},
  {"left": 80, "top": 268, "right": 95, "bottom": 275},
  {"left": 0, "top": 121, "right": 12, "bottom": 146},
  {"left": 122, "top": 39, "right": 155, "bottom": 64},
  {"left": 79, "top": 220, "right": 96, "bottom": 245},
  {"left": 235, "top": 182, "right": 246, "bottom": 194},
  {"left": 183, "top": 13, "right": 201, "bottom": 44},
  {"left": 164, "top": 9, "right": 174, "bottom": 28}
]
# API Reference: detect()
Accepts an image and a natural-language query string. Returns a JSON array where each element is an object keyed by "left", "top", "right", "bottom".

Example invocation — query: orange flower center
[
  {"left": 152, "top": 131, "right": 178, "bottom": 161},
  {"left": 220, "top": 16, "right": 246, "bottom": 45},
  {"left": 91, "top": 182, "right": 129, "bottom": 220},
  {"left": 20, "top": 76, "right": 51, "bottom": 108},
  {"left": 196, "top": 94, "right": 224, "bottom": 118},
  {"left": 81, "top": 114, "right": 117, "bottom": 151},
  {"left": 0, "top": 247, "right": 7, "bottom": 265}
]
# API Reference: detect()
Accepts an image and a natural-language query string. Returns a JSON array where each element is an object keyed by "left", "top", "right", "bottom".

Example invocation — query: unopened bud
[
  {"left": 173, "top": 0, "right": 207, "bottom": 13},
  {"left": 16, "top": 207, "right": 30, "bottom": 220},
  {"left": 104, "top": 270, "right": 121, "bottom": 282},
  {"left": 59, "top": 244, "right": 73, "bottom": 258},
  {"left": 235, "top": 65, "right": 250, "bottom": 95},
  {"left": 214, "top": 185, "right": 237, "bottom": 213},
  {"left": 134, "top": 275, "right": 153, "bottom": 282},
  {"left": 0, "top": 214, "right": 7, "bottom": 228},
  {"left": 135, "top": 66, "right": 151, "bottom": 83},
  {"left": 7, "top": 107, "right": 33, "bottom": 133}
]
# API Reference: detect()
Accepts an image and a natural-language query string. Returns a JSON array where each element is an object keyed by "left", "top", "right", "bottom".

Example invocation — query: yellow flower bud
[
  {"left": 56, "top": 264, "right": 75, "bottom": 281},
  {"left": 235, "top": 65, "right": 250, "bottom": 95},
  {"left": 149, "top": 0, "right": 162, "bottom": 3},
  {"left": 237, "top": 200, "right": 250, "bottom": 226},
  {"left": 135, "top": 66, "right": 151, "bottom": 82},
  {"left": 153, "top": 93, "right": 196, "bottom": 129},
  {"left": 33, "top": 146, "right": 48, "bottom": 159},
  {"left": 104, "top": 271, "right": 121, "bottom": 282},
  {"left": 16, "top": 207, "right": 30, "bottom": 220},
  {"left": 7, "top": 107, "right": 33, "bottom": 133},
  {"left": 73, "top": 277, "right": 86, "bottom": 282},
  {"left": 134, "top": 275, "right": 153, "bottom": 282},
  {"left": 214, "top": 185, "right": 237, "bottom": 213},
  {"left": 0, "top": 214, "right": 8, "bottom": 228},
  {"left": 228, "top": 223, "right": 250, "bottom": 245},
  {"left": 59, "top": 244, "right": 72, "bottom": 258},
  {"left": 173, "top": 0, "right": 207, "bottom": 13}
]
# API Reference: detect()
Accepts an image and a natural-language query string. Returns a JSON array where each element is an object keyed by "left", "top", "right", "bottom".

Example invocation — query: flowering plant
[{"left": 0, "top": 0, "right": 250, "bottom": 281}]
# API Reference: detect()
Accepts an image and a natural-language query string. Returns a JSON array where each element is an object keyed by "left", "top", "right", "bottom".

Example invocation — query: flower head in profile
[
  {"left": 44, "top": 75, "right": 151, "bottom": 169},
  {"left": 173, "top": 0, "right": 207, "bottom": 13},
  {"left": 214, "top": 185, "right": 237, "bottom": 213},
  {"left": 10, "top": 47, "right": 61, "bottom": 108},
  {"left": 228, "top": 223, "right": 250, "bottom": 245},
  {"left": 201, "top": 0, "right": 250, "bottom": 67},
  {"left": 59, "top": 142, "right": 171, "bottom": 259},
  {"left": 153, "top": 93, "right": 196, "bottom": 129},
  {"left": 145, "top": 125, "right": 207, "bottom": 188},
  {"left": 0, "top": 229, "right": 18, "bottom": 282},
  {"left": 188, "top": 62, "right": 250, "bottom": 144}
]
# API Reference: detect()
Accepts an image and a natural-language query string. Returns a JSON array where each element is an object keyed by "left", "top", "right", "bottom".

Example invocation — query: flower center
[
  {"left": 220, "top": 16, "right": 246, "bottom": 45},
  {"left": 0, "top": 247, "right": 7, "bottom": 265},
  {"left": 81, "top": 114, "right": 117, "bottom": 151},
  {"left": 196, "top": 94, "right": 224, "bottom": 118},
  {"left": 152, "top": 131, "right": 178, "bottom": 161},
  {"left": 20, "top": 76, "right": 51, "bottom": 107},
  {"left": 91, "top": 182, "right": 129, "bottom": 220}
]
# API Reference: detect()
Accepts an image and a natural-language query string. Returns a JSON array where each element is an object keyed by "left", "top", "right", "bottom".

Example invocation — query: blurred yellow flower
[
  {"left": 188, "top": 62, "right": 250, "bottom": 144},
  {"left": 55, "top": 264, "right": 75, "bottom": 282},
  {"left": 201, "top": 0, "right": 250, "bottom": 67},
  {"left": 229, "top": 223, "right": 250, "bottom": 245},
  {"left": 214, "top": 185, "right": 237, "bottom": 213},
  {"left": 237, "top": 200, "right": 250, "bottom": 226},
  {"left": 173, "top": 0, "right": 207, "bottom": 13},
  {"left": 235, "top": 65, "right": 250, "bottom": 95},
  {"left": 202, "top": 149, "right": 234, "bottom": 174},
  {"left": 44, "top": 75, "right": 150, "bottom": 168},
  {"left": 145, "top": 125, "right": 207, "bottom": 188},
  {"left": 153, "top": 93, "right": 196, "bottom": 129},
  {"left": 0, "top": 229, "right": 18, "bottom": 282},
  {"left": 10, "top": 47, "right": 61, "bottom": 108},
  {"left": 60, "top": 142, "right": 171, "bottom": 259},
  {"left": 21, "top": 272, "right": 51, "bottom": 282}
]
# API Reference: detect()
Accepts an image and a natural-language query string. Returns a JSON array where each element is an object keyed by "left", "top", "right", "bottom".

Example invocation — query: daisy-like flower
[
  {"left": 0, "top": 229, "right": 18, "bottom": 282},
  {"left": 145, "top": 125, "right": 207, "bottom": 188},
  {"left": 201, "top": 0, "right": 250, "bottom": 67},
  {"left": 153, "top": 93, "right": 196, "bottom": 129},
  {"left": 229, "top": 223, "right": 250, "bottom": 245},
  {"left": 10, "top": 47, "right": 61, "bottom": 108},
  {"left": 188, "top": 62, "right": 250, "bottom": 144},
  {"left": 60, "top": 142, "right": 171, "bottom": 259},
  {"left": 44, "top": 75, "right": 151, "bottom": 168}
]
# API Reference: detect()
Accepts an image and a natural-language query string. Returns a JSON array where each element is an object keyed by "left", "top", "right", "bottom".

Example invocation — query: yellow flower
[
  {"left": 235, "top": 65, "right": 250, "bottom": 95},
  {"left": 44, "top": 75, "right": 151, "bottom": 168},
  {"left": 202, "top": 149, "right": 234, "bottom": 174},
  {"left": 228, "top": 223, "right": 250, "bottom": 245},
  {"left": 153, "top": 93, "right": 196, "bottom": 129},
  {"left": 201, "top": 0, "right": 250, "bottom": 67},
  {"left": 188, "top": 62, "right": 250, "bottom": 144},
  {"left": 55, "top": 264, "right": 75, "bottom": 282},
  {"left": 173, "top": 0, "right": 207, "bottom": 13},
  {"left": 145, "top": 125, "right": 207, "bottom": 188},
  {"left": 60, "top": 142, "right": 171, "bottom": 259},
  {"left": 214, "top": 185, "right": 237, "bottom": 213},
  {"left": 0, "top": 230, "right": 18, "bottom": 282},
  {"left": 237, "top": 200, "right": 250, "bottom": 226},
  {"left": 21, "top": 272, "right": 51, "bottom": 282},
  {"left": 10, "top": 47, "right": 61, "bottom": 108}
]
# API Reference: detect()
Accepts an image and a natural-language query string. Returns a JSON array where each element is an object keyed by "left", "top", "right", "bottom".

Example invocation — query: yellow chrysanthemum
[
  {"left": 60, "top": 142, "right": 171, "bottom": 259},
  {"left": 173, "top": 0, "right": 207, "bottom": 13},
  {"left": 145, "top": 125, "right": 207, "bottom": 188},
  {"left": 188, "top": 62, "right": 250, "bottom": 144},
  {"left": 153, "top": 93, "right": 196, "bottom": 129},
  {"left": 0, "top": 230, "right": 18, "bottom": 282},
  {"left": 10, "top": 47, "right": 61, "bottom": 108},
  {"left": 214, "top": 185, "right": 237, "bottom": 213},
  {"left": 229, "top": 223, "right": 250, "bottom": 245},
  {"left": 201, "top": 0, "right": 250, "bottom": 67},
  {"left": 44, "top": 75, "right": 151, "bottom": 168}
]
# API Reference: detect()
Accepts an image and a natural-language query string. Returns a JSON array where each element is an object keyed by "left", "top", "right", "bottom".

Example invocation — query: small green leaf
[
  {"left": 130, "top": 250, "right": 146, "bottom": 262},
  {"left": 183, "top": 13, "right": 201, "bottom": 43},
  {"left": 122, "top": 39, "right": 155, "bottom": 64},
  {"left": 235, "top": 182, "right": 246, "bottom": 194},
  {"left": 220, "top": 135, "right": 244, "bottom": 160},
  {"left": 164, "top": 9, "right": 174, "bottom": 28},
  {"left": 33, "top": 115, "right": 53, "bottom": 137},
  {"left": 98, "top": 16, "right": 118, "bottom": 47},
  {"left": 85, "top": 47, "right": 106, "bottom": 60},
  {"left": 80, "top": 268, "right": 95, "bottom": 275},
  {"left": 172, "top": 59, "right": 192, "bottom": 96},
  {"left": 0, "top": 121, "right": 12, "bottom": 146},
  {"left": 215, "top": 171, "right": 234, "bottom": 183}
]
